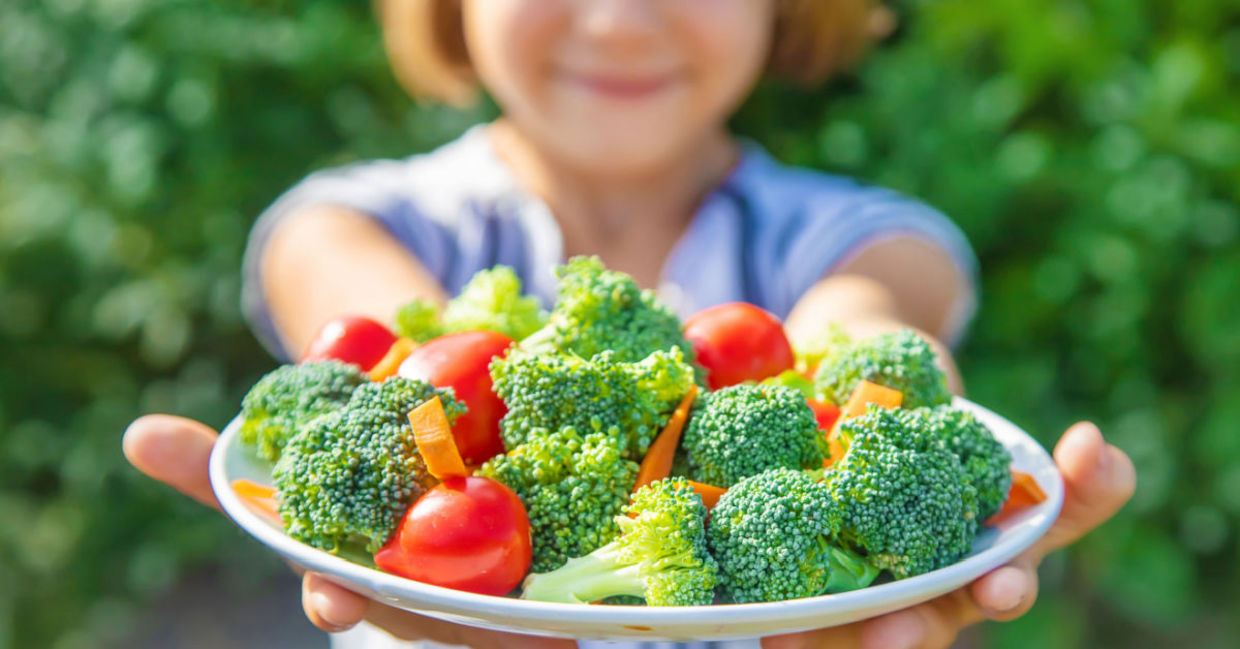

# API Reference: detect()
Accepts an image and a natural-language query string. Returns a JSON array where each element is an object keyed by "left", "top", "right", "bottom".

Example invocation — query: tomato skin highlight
[
  {"left": 398, "top": 331, "right": 514, "bottom": 464},
  {"left": 374, "top": 477, "right": 531, "bottom": 596},
  {"left": 301, "top": 316, "right": 398, "bottom": 371},
  {"left": 683, "top": 302, "right": 796, "bottom": 390}
]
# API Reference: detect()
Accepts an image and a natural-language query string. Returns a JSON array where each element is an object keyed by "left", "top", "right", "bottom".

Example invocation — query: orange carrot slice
[
  {"left": 633, "top": 385, "right": 698, "bottom": 492},
  {"left": 410, "top": 396, "right": 467, "bottom": 480},
  {"left": 232, "top": 479, "right": 280, "bottom": 522},
  {"left": 687, "top": 480, "right": 727, "bottom": 510},
  {"left": 841, "top": 380, "right": 904, "bottom": 418},
  {"left": 368, "top": 337, "right": 417, "bottom": 381},
  {"left": 985, "top": 469, "right": 1048, "bottom": 525}
]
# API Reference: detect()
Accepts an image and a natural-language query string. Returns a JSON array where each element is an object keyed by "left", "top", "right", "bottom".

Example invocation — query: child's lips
[{"left": 559, "top": 70, "right": 678, "bottom": 99}]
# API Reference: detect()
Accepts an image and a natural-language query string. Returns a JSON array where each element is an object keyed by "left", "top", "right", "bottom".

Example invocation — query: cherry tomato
[
  {"left": 301, "top": 316, "right": 397, "bottom": 371},
  {"left": 683, "top": 302, "right": 795, "bottom": 390},
  {"left": 374, "top": 476, "right": 531, "bottom": 595},
  {"left": 398, "top": 331, "right": 514, "bottom": 464}
]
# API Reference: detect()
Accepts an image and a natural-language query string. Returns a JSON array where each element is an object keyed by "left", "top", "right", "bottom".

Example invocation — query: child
[{"left": 123, "top": 1, "right": 1136, "bottom": 648}]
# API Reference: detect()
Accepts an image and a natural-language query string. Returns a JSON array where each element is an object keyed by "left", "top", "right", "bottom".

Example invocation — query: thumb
[{"left": 1033, "top": 421, "right": 1136, "bottom": 558}]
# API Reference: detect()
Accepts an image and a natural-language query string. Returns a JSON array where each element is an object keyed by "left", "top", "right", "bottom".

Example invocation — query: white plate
[{"left": 209, "top": 397, "right": 1063, "bottom": 642}]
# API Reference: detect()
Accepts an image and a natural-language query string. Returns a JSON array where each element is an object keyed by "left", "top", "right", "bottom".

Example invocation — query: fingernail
[
  {"left": 311, "top": 591, "right": 349, "bottom": 630},
  {"left": 989, "top": 568, "right": 1026, "bottom": 611}
]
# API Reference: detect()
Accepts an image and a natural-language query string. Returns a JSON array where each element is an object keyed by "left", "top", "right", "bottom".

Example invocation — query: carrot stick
[
  {"left": 841, "top": 380, "right": 903, "bottom": 418},
  {"left": 633, "top": 385, "right": 698, "bottom": 492},
  {"left": 368, "top": 337, "right": 417, "bottom": 381},
  {"left": 984, "top": 469, "right": 1048, "bottom": 525},
  {"left": 410, "top": 396, "right": 468, "bottom": 480},
  {"left": 687, "top": 480, "right": 727, "bottom": 510},
  {"left": 232, "top": 479, "right": 280, "bottom": 523}
]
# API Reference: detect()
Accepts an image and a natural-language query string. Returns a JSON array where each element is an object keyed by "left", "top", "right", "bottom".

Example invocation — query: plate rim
[{"left": 208, "top": 397, "right": 1064, "bottom": 631}]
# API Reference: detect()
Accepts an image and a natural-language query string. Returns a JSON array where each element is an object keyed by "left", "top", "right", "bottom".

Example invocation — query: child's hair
[{"left": 378, "top": 0, "right": 895, "bottom": 106}]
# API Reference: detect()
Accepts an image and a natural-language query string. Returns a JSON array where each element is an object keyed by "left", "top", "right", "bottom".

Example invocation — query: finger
[
  {"left": 969, "top": 556, "right": 1039, "bottom": 622},
  {"left": 362, "top": 599, "right": 577, "bottom": 649},
  {"left": 303, "top": 572, "right": 370, "bottom": 633},
  {"left": 857, "top": 592, "right": 970, "bottom": 649},
  {"left": 122, "top": 414, "right": 221, "bottom": 510},
  {"left": 761, "top": 621, "right": 860, "bottom": 649},
  {"left": 1036, "top": 421, "right": 1136, "bottom": 556}
]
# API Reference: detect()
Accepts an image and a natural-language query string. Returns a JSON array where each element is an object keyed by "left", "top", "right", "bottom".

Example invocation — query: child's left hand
[{"left": 758, "top": 421, "right": 1135, "bottom": 649}]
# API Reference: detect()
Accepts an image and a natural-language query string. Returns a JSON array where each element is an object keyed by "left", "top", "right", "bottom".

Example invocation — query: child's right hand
[{"left": 121, "top": 414, "right": 573, "bottom": 649}]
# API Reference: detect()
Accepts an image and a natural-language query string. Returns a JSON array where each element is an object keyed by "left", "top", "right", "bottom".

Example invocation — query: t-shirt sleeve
[
  {"left": 779, "top": 185, "right": 980, "bottom": 346},
  {"left": 240, "top": 159, "right": 457, "bottom": 361}
]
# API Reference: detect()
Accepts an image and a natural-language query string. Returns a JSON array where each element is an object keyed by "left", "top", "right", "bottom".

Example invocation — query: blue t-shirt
[{"left": 242, "top": 125, "right": 977, "bottom": 361}]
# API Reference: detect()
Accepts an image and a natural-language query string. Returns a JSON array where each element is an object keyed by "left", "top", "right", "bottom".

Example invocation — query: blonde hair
[{"left": 378, "top": 0, "right": 895, "bottom": 106}]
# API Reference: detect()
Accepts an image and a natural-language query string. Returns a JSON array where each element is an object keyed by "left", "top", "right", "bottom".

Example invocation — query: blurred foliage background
[{"left": 1, "top": 0, "right": 1237, "bottom": 647}]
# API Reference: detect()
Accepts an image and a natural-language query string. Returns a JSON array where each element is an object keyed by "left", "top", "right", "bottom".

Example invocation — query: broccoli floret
[
  {"left": 680, "top": 384, "right": 826, "bottom": 487},
  {"left": 346, "top": 376, "right": 467, "bottom": 427},
  {"left": 274, "top": 408, "right": 434, "bottom": 554},
  {"left": 239, "top": 361, "right": 367, "bottom": 462},
  {"left": 910, "top": 406, "right": 1012, "bottom": 521},
  {"left": 393, "top": 299, "right": 443, "bottom": 342},
  {"left": 394, "top": 265, "right": 548, "bottom": 342},
  {"left": 441, "top": 265, "right": 548, "bottom": 340},
  {"left": 521, "top": 477, "right": 717, "bottom": 606},
  {"left": 478, "top": 427, "right": 639, "bottom": 572},
  {"left": 490, "top": 347, "right": 695, "bottom": 457},
  {"left": 707, "top": 468, "right": 879, "bottom": 603},
  {"left": 828, "top": 406, "right": 979, "bottom": 579},
  {"left": 813, "top": 329, "right": 952, "bottom": 409},
  {"left": 522, "top": 256, "right": 696, "bottom": 367},
  {"left": 793, "top": 323, "right": 853, "bottom": 377}
]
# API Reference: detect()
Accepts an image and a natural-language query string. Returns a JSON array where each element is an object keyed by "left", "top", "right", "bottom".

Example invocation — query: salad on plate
[{"left": 223, "top": 256, "right": 1050, "bottom": 610}]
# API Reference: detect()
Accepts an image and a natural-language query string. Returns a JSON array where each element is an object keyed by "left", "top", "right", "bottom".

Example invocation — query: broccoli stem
[
  {"left": 825, "top": 545, "right": 881, "bottom": 593},
  {"left": 520, "top": 542, "right": 645, "bottom": 603}
]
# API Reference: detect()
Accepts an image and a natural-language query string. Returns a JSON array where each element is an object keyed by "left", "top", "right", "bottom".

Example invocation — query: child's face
[{"left": 462, "top": 0, "right": 775, "bottom": 174}]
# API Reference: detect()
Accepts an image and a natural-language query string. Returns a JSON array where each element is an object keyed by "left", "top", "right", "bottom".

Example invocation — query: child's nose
[{"left": 578, "top": 0, "right": 663, "bottom": 44}]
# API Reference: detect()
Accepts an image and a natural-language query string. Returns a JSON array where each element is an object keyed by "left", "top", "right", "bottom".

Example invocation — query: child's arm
[
  {"left": 783, "top": 235, "right": 970, "bottom": 392},
  {"left": 260, "top": 206, "right": 449, "bottom": 356}
]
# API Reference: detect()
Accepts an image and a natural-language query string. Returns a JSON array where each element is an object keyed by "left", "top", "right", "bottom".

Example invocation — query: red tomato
[
  {"left": 683, "top": 302, "right": 795, "bottom": 390},
  {"left": 398, "top": 331, "right": 514, "bottom": 464},
  {"left": 301, "top": 316, "right": 397, "bottom": 371},
  {"left": 807, "top": 399, "right": 842, "bottom": 432},
  {"left": 374, "top": 476, "right": 531, "bottom": 595}
]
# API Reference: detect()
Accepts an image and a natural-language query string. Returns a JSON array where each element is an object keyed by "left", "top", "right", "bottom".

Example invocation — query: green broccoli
[
  {"left": 346, "top": 376, "right": 467, "bottom": 427},
  {"left": 521, "top": 477, "right": 718, "bottom": 606},
  {"left": 490, "top": 347, "right": 695, "bottom": 458},
  {"left": 478, "top": 427, "right": 639, "bottom": 572},
  {"left": 521, "top": 256, "right": 696, "bottom": 366},
  {"left": 393, "top": 298, "right": 443, "bottom": 342},
  {"left": 239, "top": 361, "right": 367, "bottom": 462},
  {"left": 894, "top": 406, "right": 1012, "bottom": 521},
  {"left": 274, "top": 408, "right": 435, "bottom": 553},
  {"left": 828, "top": 405, "right": 979, "bottom": 579},
  {"left": 394, "top": 265, "right": 547, "bottom": 342},
  {"left": 680, "top": 384, "right": 826, "bottom": 487},
  {"left": 707, "top": 468, "right": 879, "bottom": 603},
  {"left": 793, "top": 323, "right": 853, "bottom": 377},
  {"left": 813, "top": 329, "right": 952, "bottom": 409}
]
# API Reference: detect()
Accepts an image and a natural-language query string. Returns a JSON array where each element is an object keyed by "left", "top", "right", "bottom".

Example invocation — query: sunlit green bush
[{"left": 1, "top": 0, "right": 1236, "bottom": 647}]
